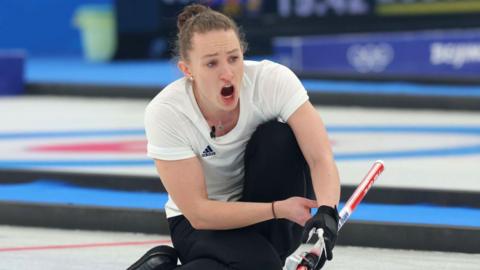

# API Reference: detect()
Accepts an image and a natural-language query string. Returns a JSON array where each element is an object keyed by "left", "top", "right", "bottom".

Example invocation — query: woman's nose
[{"left": 219, "top": 65, "right": 234, "bottom": 81}]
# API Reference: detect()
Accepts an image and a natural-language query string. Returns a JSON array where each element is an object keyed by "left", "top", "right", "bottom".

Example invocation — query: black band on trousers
[{"left": 168, "top": 120, "right": 313, "bottom": 270}]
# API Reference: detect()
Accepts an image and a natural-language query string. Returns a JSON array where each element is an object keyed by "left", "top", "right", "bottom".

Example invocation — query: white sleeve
[
  {"left": 260, "top": 62, "right": 309, "bottom": 121},
  {"left": 144, "top": 103, "right": 195, "bottom": 160}
]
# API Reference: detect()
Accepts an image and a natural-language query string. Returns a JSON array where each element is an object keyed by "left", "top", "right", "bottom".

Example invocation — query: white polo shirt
[{"left": 145, "top": 60, "right": 309, "bottom": 218}]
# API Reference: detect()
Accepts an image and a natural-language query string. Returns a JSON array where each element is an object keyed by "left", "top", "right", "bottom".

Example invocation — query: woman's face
[{"left": 179, "top": 29, "right": 244, "bottom": 114}]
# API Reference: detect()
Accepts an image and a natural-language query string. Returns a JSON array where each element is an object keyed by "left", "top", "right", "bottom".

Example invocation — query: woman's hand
[{"left": 274, "top": 197, "right": 317, "bottom": 226}]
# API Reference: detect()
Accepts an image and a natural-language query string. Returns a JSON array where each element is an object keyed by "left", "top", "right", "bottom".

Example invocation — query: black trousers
[{"left": 168, "top": 120, "right": 313, "bottom": 269}]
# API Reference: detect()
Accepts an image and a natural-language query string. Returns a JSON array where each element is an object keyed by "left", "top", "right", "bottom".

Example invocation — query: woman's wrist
[{"left": 271, "top": 201, "right": 277, "bottom": 219}]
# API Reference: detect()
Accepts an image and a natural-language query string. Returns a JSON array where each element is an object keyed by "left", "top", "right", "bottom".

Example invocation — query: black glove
[{"left": 302, "top": 205, "right": 339, "bottom": 267}]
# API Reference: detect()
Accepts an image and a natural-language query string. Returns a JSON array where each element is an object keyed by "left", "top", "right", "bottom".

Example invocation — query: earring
[{"left": 189, "top": 76, "right": 194, "bottom": 81}]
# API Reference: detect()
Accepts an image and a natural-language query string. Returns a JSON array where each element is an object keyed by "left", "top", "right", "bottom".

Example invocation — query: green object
[{"left": 74, "top": 4, "right": 116, "bottom": 61}]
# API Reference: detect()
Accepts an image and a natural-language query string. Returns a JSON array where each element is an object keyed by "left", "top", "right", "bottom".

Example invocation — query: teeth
[{"left": 224, "top": 84, "right": 232, "bottom": 88}]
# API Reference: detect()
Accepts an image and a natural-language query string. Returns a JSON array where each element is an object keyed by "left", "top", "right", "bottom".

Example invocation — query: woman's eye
[
  {"left": 229, "top": 56, "right": 239, "bottom": 63},
  {"left": 207, "top": 61, "right": 217, "bottom": 68}
]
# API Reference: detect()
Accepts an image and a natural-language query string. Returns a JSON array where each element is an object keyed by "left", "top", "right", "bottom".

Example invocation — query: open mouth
[{"left": 221, "top": 85, "right": 234, "bottom": 97}]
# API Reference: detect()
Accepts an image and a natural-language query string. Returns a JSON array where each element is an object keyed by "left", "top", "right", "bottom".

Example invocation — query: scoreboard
[{"left": 114, "top": 0, "right": 480, "bottom": 58}]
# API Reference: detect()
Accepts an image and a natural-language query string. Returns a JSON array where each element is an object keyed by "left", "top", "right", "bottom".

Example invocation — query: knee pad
[{"left": 249, "top": 120, "right": 299, "bottom": 153}]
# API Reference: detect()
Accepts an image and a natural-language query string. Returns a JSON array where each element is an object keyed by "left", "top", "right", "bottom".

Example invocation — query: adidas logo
[{"left": 201, "top": 145, "right": 216, "bottom": 157}]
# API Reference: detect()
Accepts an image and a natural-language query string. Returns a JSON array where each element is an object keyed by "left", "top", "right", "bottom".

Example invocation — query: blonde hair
[{"left": 175, "top": 4, "right": 248, "bottom": 61}]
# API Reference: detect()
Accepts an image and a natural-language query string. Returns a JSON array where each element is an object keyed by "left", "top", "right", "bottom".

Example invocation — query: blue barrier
[
  {"left": 274, "top": 29, "right": 480, "bottom": 80},
  {"left": 0, "top": 50, "right": 25, "bottom": 95}
]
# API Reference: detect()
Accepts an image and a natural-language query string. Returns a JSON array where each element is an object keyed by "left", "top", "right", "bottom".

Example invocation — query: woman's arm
[
  {"left": 155, "top": 158, "right": 316, "bottom": 230},
  {"left": 287, "top": 101, "right": 341, "bottom": 207}
]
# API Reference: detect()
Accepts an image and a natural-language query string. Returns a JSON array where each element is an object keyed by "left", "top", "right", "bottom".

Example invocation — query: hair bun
[{"left": 177, "top": 4, "right": 209, "bottom": 30}]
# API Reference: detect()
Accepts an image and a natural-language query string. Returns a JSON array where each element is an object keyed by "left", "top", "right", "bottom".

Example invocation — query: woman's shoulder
[
  {"left": 148, "top": 77, "right": 189, "bottom": 106},
  {"left": 145, "top": 77, "right": 192, "bottom": 117},
  {"left": 244, "top": 59, "right": 298, "bottom": 83},
  {"left": 244, "top": 59, "right": 293, "bottom": 79}
]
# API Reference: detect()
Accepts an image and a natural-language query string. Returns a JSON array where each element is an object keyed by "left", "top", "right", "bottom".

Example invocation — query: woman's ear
[{"left": 178, "top": 61, "right": 192, "bottom": 79}]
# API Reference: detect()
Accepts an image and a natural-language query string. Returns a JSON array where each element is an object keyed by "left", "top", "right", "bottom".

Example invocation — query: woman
[{"left": 128, "top": 4, "right": 340, "bottom": 270}]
